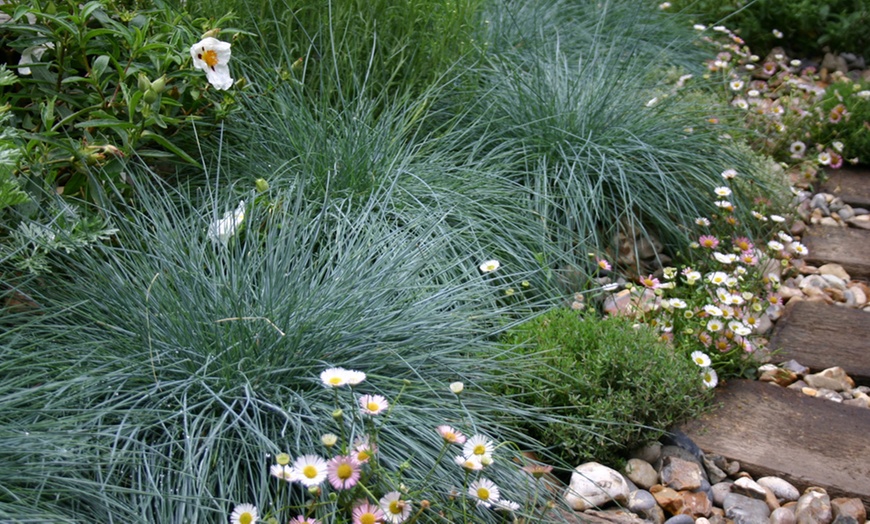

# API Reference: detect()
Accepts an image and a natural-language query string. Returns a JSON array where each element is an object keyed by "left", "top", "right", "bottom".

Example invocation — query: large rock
[
  {"left": 795, "top": 488, "right": 833, "bottom": 524},
  {"left": 723, "top": 492, "right": 771, "bottom": 524},
  {"left": 830, "top": 498, "right": 866, "bottom": 523},
  {"left": 804, "top": 367, "right": 855, "bottom": 393},
  {"left": 771, "top": 507, "right": 797, "bottom": 524},
  {"left": 624, "top": 458, "right": 658, "bottom": 489},
  {"left": 565, "top": 462, "right": 631, "bottom": 510},
  {"left": 757, "top": 477, "right": 800, "bottom": 502},
  {"left": 660, "top": 455, "right": 703, "bottom": 491}
]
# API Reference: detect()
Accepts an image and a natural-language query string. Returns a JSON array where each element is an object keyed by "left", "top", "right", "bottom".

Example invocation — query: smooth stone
[
  {"left": 810, "top": 193, "right": 830, "bottom": 211},
  {"left": 647, "top": 504, "right": 666, "bottom": 524},
  {"left": 703, "top": 457, "right": 729, "bottom": 485},
  {"left": 660, "top": 456, "right": 704, "bottom": 491},
  {"left": 628, "top": 489, "right": 657, "bottom": 514},
  {"left": 771, "top": 507, "right": 798, "bottom": 524},
  {"left": 795, "top": 489, "right": 832, "bottom": 524},
  {"left": 680, "top": 490, "right": 713, "bottom": 517},
  {"left": 843, "top": 394, "right": 870, "bottom": 408},
  {"left": 845, "top": 286, "right": 867, "bottom": 307},
  {"left": 725, "top": 492, "right": 772, "bottom": 524},
  {"left": 780, "top": 360, "right": 810, "bottom": 377},
  {"left": 831, "top": 498, "right": 867, "bottom": 523},
  {"left": 817, "top": 263, "right": 851, "bottom": 281},
  {"left": 759, "top": 367, "right": 798, "bottom": 387},
  {"left": 758, "top": 477, "right": 800, "bottom": 502},
  {"left": 734, "top": 477, "right": 768, "bottom": 501},
  {"left": 712, "top": 481, "right": 734, "bottom": 506},
  {"left": 584, "top": 509, "right": 650, "bottom": 524},
  {"left": 663, "top": 515, "right": 695, "bottom": 524},
  {"left": 651, "top": 485, "right": 683, "bottom": 515},
  {"left": 632, "top": 441, "right": 663, "bottom": 465},
  {"left": 820, "top": 274, "right": 847, "bottom": 290},
  {"left": 830, "top": 517, "right": 857, "bottom": 524},
  {"left": 565, "top": 462, "right": 631, "bottom": 510},
  {"left": 799, "top": 275, "right": 830, "bottom": 290},
  {"left": 804, "top": 367, "right": 855, "bottom": 392},
  {"left": 837, "top": 206, "right": 855, "bottom": 221},
  {"left": 624, "top": 458, "right": 658, "bottom": 490},
  {"left": 847, "top": 215, "right": 870, "bottom": 230}
]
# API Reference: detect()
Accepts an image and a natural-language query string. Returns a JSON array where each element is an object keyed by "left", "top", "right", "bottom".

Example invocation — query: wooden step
[
  {"left": 678, "top": 379, "right": 870, "bottom": 510},
  {"left": 768, "top": 300, "right": 870, "bottom": 385},
  {"left": 802, "top": 226, "right": 870, "bottom": 280},
  {"left": 820, "top": 167, "right": 870, "bottom": 208}
]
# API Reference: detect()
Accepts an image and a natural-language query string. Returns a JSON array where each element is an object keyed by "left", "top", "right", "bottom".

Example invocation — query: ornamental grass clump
[{"left": 0, "top": 171, "right": 584, "bottom": 521}]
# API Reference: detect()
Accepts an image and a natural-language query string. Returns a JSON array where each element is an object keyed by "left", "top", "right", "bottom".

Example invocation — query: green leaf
[
  {"left": 92, "top": 55, "right": 110, "bottom": 80},
  {"left": 74, "top": 118, "right": 136, "bottom": 129},
  {"left": 139, "top": 131, "right": 200, "bottom": 165}
]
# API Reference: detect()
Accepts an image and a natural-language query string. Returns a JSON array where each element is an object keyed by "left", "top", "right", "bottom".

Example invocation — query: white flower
[
  {"left": 693, "top": 24, "right": 706, "bottom": 31},
  {"left": 669, "top": 298, "right": 687, "bottom": 309},
  {"left": 707, "top": 271, "right": 728, "bottom": 285},
  {"left": 646, "top": 97, "right": 659, "bottom": 107},
  {"left": 320, "top": 367, "right": 352, "bottom": 387},
  {"left": 494, "top": 499, "right": 521, "bottom": 512},
  {"left": 230, "top": 503, "right": 259, "bottom": 524},
  {"left": 455, "top": 454, "right": 483, "bottom": 471},
  {"left": 729, "top": 79, "right": 744, "bottom": 91},
  {"left": 790, "top": 242, "right": 808, "bottom": 256},
  {"left": 691, "top": 351, "right": 711, "bottom": 367},
  {"left": 469, "top": 478, "right": 501, "bottom": 507},
  {"left": 770, "top": 214, "right": 786, "bottom": 223},
  {"left": 857, "top": 90, "right": 870, "bottom": 99},
  {"left": 695, "top": 217, "right": 711, "bottom": 226},
  {"left": 767, "top": 240, "right": 784, "bottom": 251},
  {"left": 380, "top": 491, "right": 413, "bottom": 523},
  {"left": 346, "top": 370, "right": 367, "bottom": 386},
  {"left": 208, "top": 200, "right": 245, "bottom": 246},
  {"left": 464, "top": 434, "right": 495, "bottom": 461},
  {"left": 772, "top": 29, "right": 783, "bottom": 38},
  {"left": 714, "top": 186, "right": 732, "bottom": 197},
  {"left": 790, "top": 59, "right": 801, "bottom": 67},
  {"left": 818, "top": 151, "right": 832, "bottom": 165},
  {"left": 479, "top": 259, "right": 500, "bottom": 273},
  {"left": 359, "top": 394, "right": 389, "bottom": 416},
  {"left": 658, "top": 2, "right": 671, "bottom": 9},
  {"left": 714, "top": 252, "right": 737, "bottom": 264},
  {"left": 190, "top": 37, "right": 233, "bottom": 90},
  {"left": 721, "top": 169, "right": 738, "bottom": 179},
  {"left": 270, "top": 464, "right": 293, "bottom": 481},
  {"left": 18, "top": 42, "right": 54, "bottom": 75},
  {"left": 703, "top": 305, "right": 723, "bottom": 317},
  {"left": 777, "top": 231, "right": 793, "bottom": 242},
  {"left": 733, "top": 324, "right": 752, "bottom": 336},
  {"left": 706, "top": 319, "right": 723, "bottom": 332},
  {"left": 449, "top": 381, "right": 464, "bottom": 394},
  {"left": 291, "top": 455, "right": 328, "bottom": 487},
  {"left": 702, "top": 367, "right": 719, "bottom": 388},
  {"left": 832, "top": 141, "right": 844, "bottom": 153}
]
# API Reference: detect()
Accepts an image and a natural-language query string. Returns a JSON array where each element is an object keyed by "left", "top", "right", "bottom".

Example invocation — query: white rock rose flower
[
  {"left": 190, "top": 37, "right": 233, "bottom": 90},
  {"left": 208, "top": 200, "right": 246, "bottom": 246},
  {"left": 18, "top": 42, "right": 54, "bottom": 75}
]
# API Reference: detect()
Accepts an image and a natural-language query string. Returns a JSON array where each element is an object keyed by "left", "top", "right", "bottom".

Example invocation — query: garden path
[{"left": 678, "top": 167, "right": 870, "bottom": 510}]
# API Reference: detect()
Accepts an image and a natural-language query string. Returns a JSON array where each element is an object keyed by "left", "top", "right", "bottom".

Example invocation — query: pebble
[
  {"left": 624, "top": 458, "right": 658, "bottom": 489},
  {"left": 795, "top": 488, "right": 833, "bottom": 524},
  {"left": 757, "top": 476, "right": 800, "bottom": 502},
  {"left": 564, "top": 462, "right": 630, "bottom": 510},
  {"left": 724, "top": 492, "right": 771, "bottom": 524}
]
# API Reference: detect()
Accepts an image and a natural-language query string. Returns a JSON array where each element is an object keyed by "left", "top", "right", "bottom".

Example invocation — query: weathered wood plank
[
  {"left": 768, "top": 300, "right": 870, "bottom": 385},
  {"left": 821, "top": 167, "right": 870, "bottom": 208},
  {"left": 679, "top": 380, "right": 870, "bottom": 509},
  {"left": 802, "top": 227, "right": 870, "bottom": 280}
]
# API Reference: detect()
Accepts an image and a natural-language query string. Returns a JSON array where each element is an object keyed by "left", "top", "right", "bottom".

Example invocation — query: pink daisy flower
[
  {"left": 327, "top": 455, "right": 361, "bottom": 490},
  {"left": 739, "top": 251, "right": 758, "bottom": 265},
  {"left": 596, "top": 258, "right": 612, "bottom": 271},
  {"left": 699, "top": 235, "right": 719, "bottom": 249},
  {"left": 639, "top": 275, "right": 661, "bottom": 289},
  {"left": 289, "top": 517, "right": 321, "bottom": 524},
  {"left": 714, "top": 337, "right": 731, "bottom": 352},
  {"left": 353, "top": 436, "right": 377, "bottom": 464},
  {"left": 732, "top": 237, "right": 753, "bottom": 251},
  {"left": 352, "top": 501, "right": 385, "bottom": 524},
  {"left": 436, "top": 425, "right": 467, "bottom": 445},
  {"left": 698, "top": 332, "right": 712, "bottom": 347}
]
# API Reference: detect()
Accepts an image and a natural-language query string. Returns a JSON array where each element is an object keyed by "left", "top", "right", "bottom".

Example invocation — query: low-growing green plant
[
  {"left": 499, "top": 308, "right": 707, "bottom": 467},
  {"left": 662, "top": 0, "right": 870, "bottom": 58},
  {"left": 1, "top": 0, "right": 240, "bottom": 206},
  {"left": 597, "top": 167, "right": 808, "bottom": 381},
  {"left": 812, "top": 78, "right": 870, "bottom": 163}
]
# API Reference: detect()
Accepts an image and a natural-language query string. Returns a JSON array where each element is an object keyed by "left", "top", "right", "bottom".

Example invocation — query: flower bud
[
  {"left": 138, "top": 73, "right": 151, "bottom": 92},
  {"left": 201, "top": 28, "right": 221, "bottom": 39},
  {"left": 449, "top": 382, "right": 463, "bottom": 394},
  {"left": 143, "top": 88, "right": 158, "bottom": 104},
  {"left": 331, "top": 409, "right": 343, "bottom": 422},
  {"left": 151, "top": 75, "right": 167, "bottom": 93},
  {"left": 275, "top": 452, "right": 290, "bottom": 466},
  {"left": 255, "top": 178, "right": 269, "bottom": 193}
]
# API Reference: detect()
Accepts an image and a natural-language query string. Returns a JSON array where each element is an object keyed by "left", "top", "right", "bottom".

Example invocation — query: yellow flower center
[
  {"left": 473, "top": 444, "right": 486, "bottom": 455},
  {"left": 357, "top": 450, "right": 371, "bottom": 461},
  {"left": 303, "top": 465, "right": 318, "bottom": 478},
  {"left": 328, "top": 377, "right": 342, "bottom": 385},
  {"left": 337, "top": 463, "right": 353, "bottom": 479},
  {"left": 239, "top": 512, "right": 254, "bottom": 524},
  {"left": 367, "top": 401, "right": 380, "bottom": 412},
  {"left": 200, "top": 49, "right": 219, "bottom": 68},
  {"left": 477, "top": 487, "right": 490, "bottom": 500},
  {"left": 389, "top": 500, "right": 403, "bottom": 514},
  {"left": 360, "top": 513, "right": 376, "bottom": 524},
  {"left": 445, "top": 432, "right": 456, "bottom": 441}
]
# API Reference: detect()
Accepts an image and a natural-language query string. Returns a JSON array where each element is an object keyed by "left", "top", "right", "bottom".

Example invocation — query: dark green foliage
[
  {"left": 667, "top": 0, "right": 870, "bottom": 58},
  {"left": 813, "top": 80, "right": 870, "bottom": 162},
  {"left": 500, "top": 309, "right": 708, "bottom": 466}
]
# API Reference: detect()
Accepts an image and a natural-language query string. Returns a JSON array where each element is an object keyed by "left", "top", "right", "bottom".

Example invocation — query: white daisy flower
[
  {"left": 230, "top": 503, "right": 259, "bottom": 524},
  {"left": 469, "top": 478, "right": 501, "bottom": 507},
  {"left": 707, "top": 319, "right": 724, "bottom": 332},
  {"left": 669, "top": 298, "right": 687, "bottom": 309},
  {"left": 702, "top": 367, "right": 719, "bottom": 388},
  {"left": 714, "top": 186, "right": 732, "bottom": 197},
  {"left": 721, "top": 169, "right": 738, "bottom": 179},
  {"left": 767, "top": 240, "right": 785, "bottom": 251},
  {"left": 359, "top": 394, "right": 389, "bottom": 416},
  {"left": 291, "top": 455, "right": 328, "bottom": 487},
  {"left": 320, "top": 367, "right": 352, "bottom": 388},
  {"left": 208, "top": 200, "right": 246, "bottom": 246},
  {"left": 479, "top": 259, "right": 500, "bottom": 273},
  {"left": 691, "top": 351, "right": 712, "bottom": 367},
  {"left": 704, "top": 304, "right": 724, "bottom": 317},
  {"left": 463, "top": 434, "right": 495, "bottom": 461}
]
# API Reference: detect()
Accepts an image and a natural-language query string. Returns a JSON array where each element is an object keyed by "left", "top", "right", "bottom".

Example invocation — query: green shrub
[
  {"left": 500, "top": 309, "right": 708, "bottom": 466},
  {"left": 665, "top": 0, "right": 870, "bottom": 58},
  {"left": 812, "top": 79, "right": 870, "bottom": 163}
]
